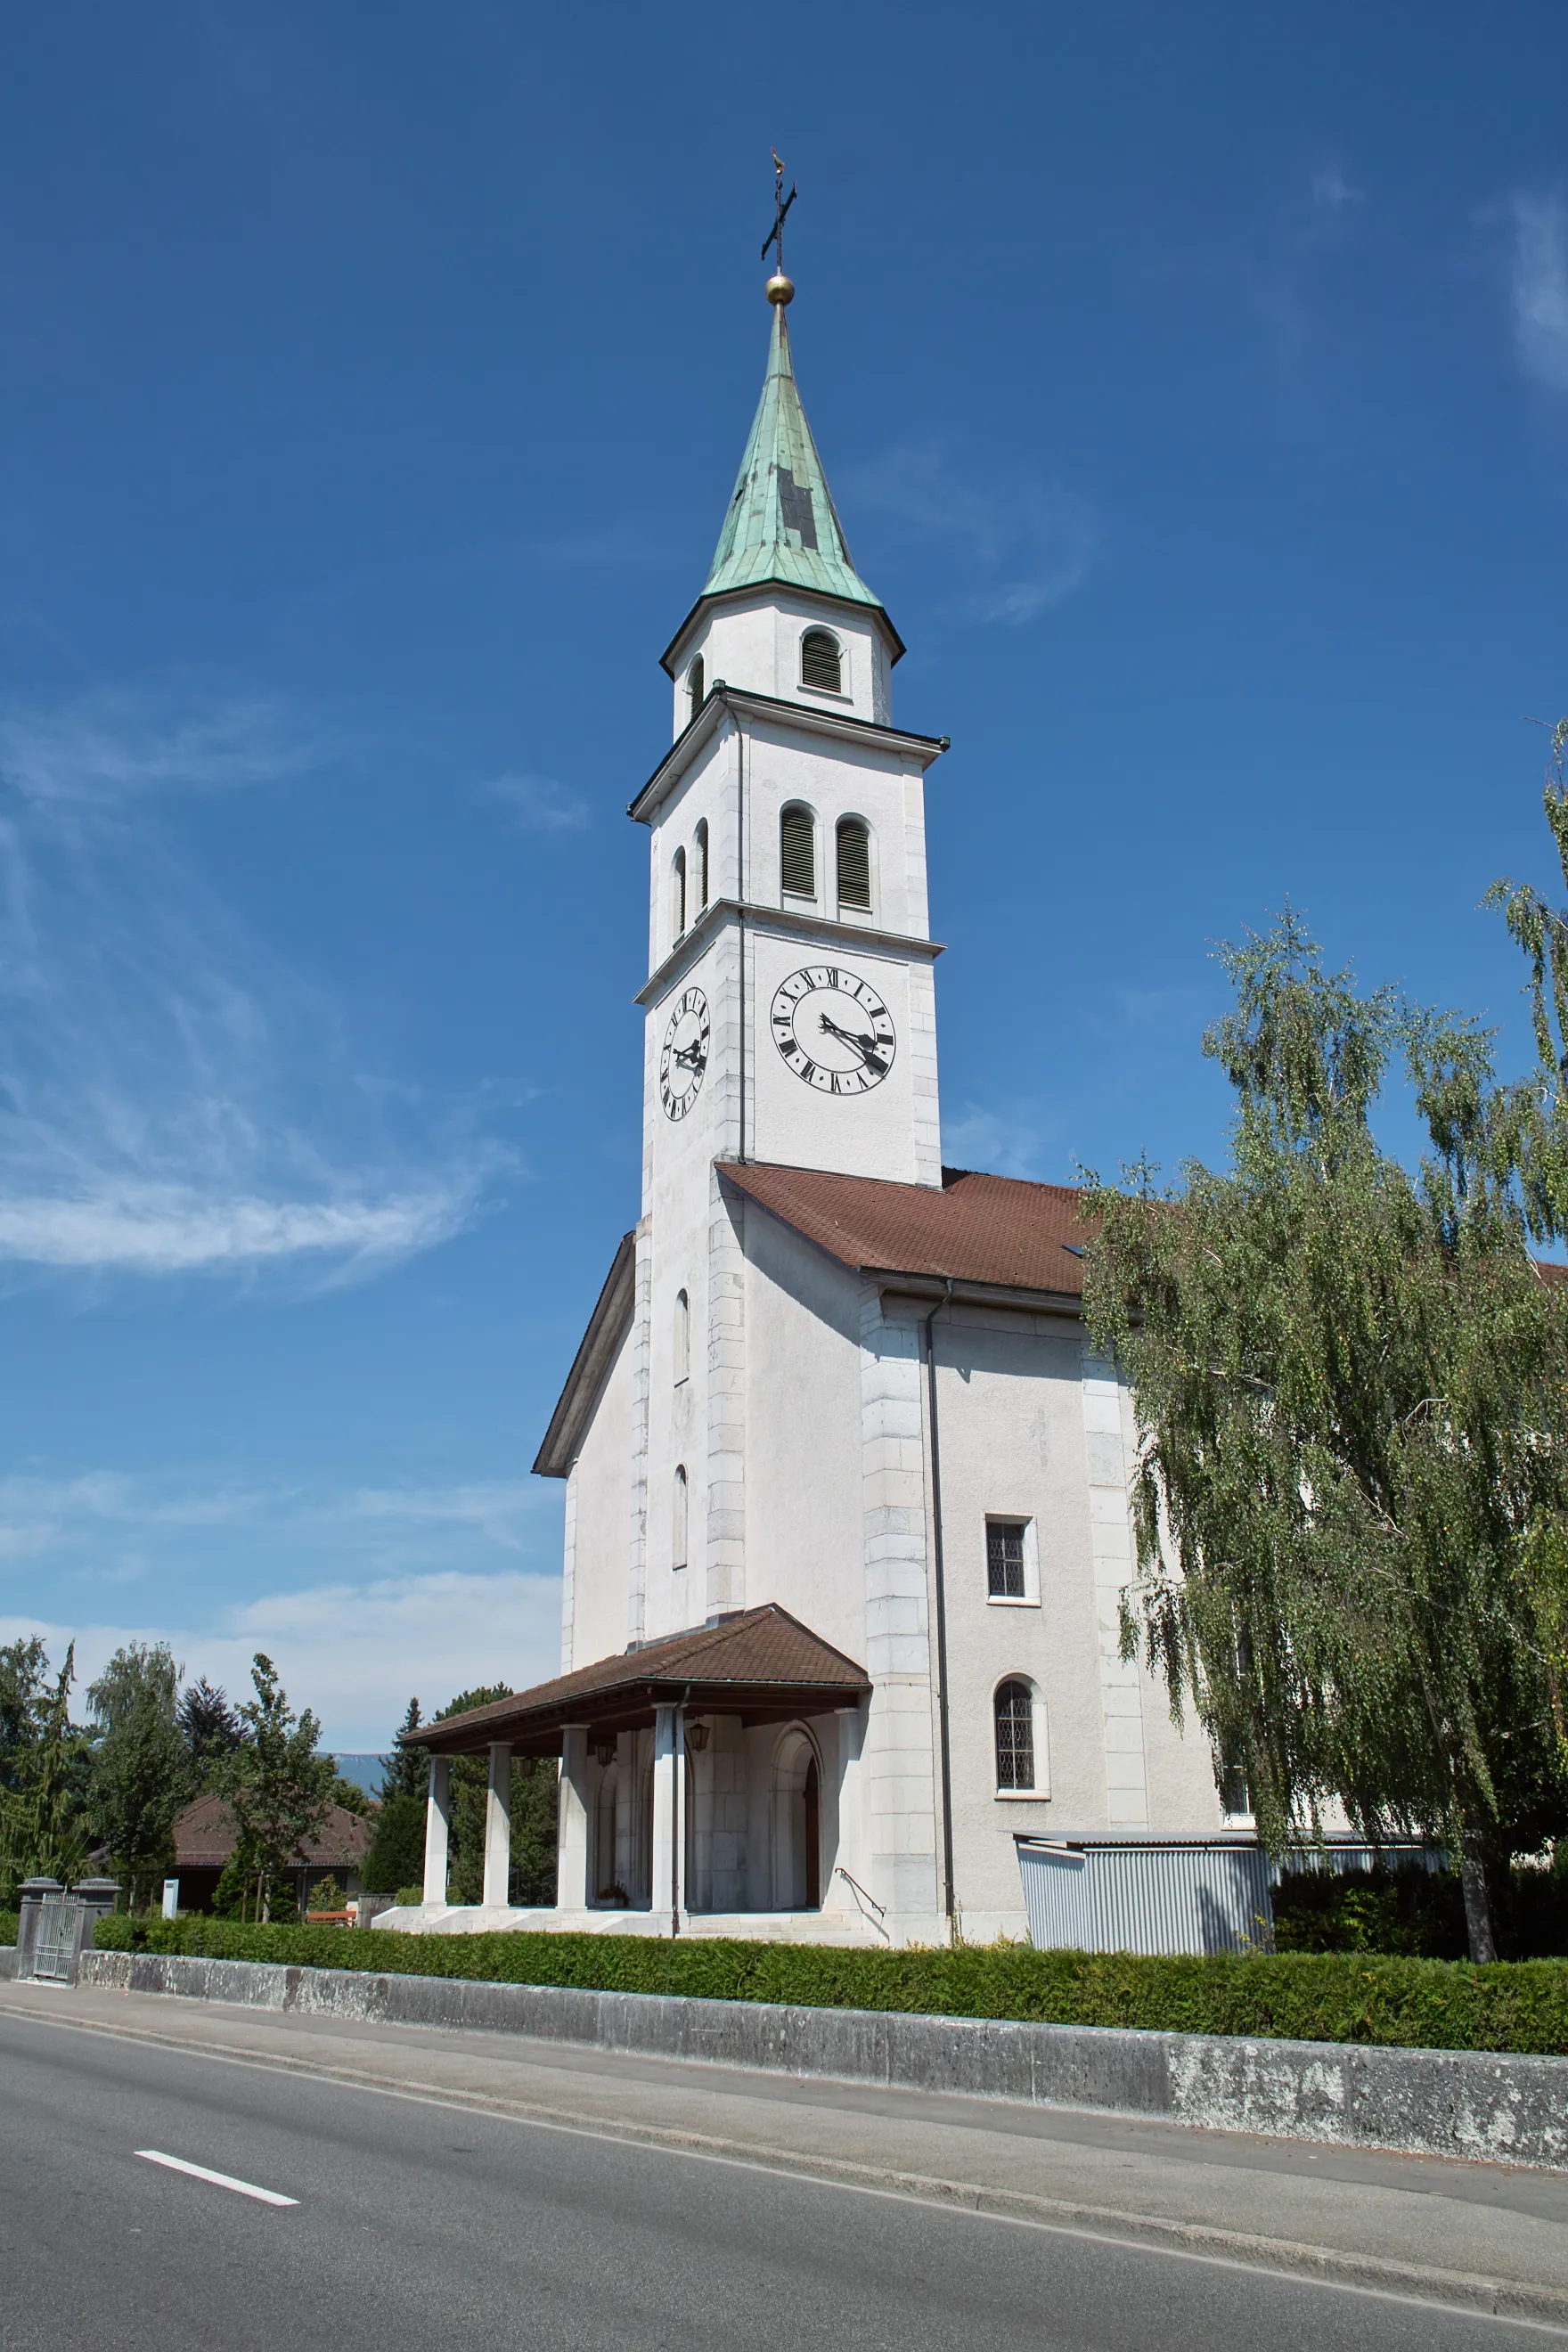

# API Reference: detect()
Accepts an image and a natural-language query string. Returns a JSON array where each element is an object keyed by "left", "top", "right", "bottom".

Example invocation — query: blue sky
[{"left": 2, "top": 2, "right": 1566, "bottom": 1747}]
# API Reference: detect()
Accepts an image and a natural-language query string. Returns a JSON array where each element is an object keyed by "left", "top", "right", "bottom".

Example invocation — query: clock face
[
  {"left": 659, "top": 987, "right": 710, "bottom": 1121},
  {"left": 771, "top": 965, "right": 897, "bottom": 1095}
]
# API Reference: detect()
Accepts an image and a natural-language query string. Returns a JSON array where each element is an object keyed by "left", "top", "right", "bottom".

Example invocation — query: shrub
[
  {"left": 0, "top": 1908, "right": 18, "bottom": 1947},
  {"left": 1273, "top": 1865, "right": 1568, "bottom": 1960},
  {"left": 86, "top": 1914, "right": 1568, "bottom": 2057}
]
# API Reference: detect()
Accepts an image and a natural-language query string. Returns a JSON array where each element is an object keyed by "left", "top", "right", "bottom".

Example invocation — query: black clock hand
[
  {"left": 818, "top": 1012, "right": 888, "bottom": 1074},
  {"left": 674, "top": 1041, "right": 707, "bottom": 1071}
]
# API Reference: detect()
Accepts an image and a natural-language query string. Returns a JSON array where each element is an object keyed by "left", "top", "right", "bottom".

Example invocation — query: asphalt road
[{"left": 0, "top": 2008, "right": 1550, "bottom": 2352}]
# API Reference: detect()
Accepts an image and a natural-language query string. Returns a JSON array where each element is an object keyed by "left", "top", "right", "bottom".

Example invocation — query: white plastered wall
[{"left": 667, "top": 589, "right": 895, "bottom": 735}]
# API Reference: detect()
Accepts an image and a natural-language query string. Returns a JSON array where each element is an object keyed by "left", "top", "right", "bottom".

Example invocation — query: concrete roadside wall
[{"left": 75, "top": 1947, "right": 1568, "bottom": 2171}]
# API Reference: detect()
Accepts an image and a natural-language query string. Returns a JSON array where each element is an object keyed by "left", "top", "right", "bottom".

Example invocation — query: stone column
[
  {"left": 422, "top": 1757, "right": 452, "bottom": 1907},
  {"left": 557, "top": 1726, "right": 592, "bottom": 1913},
  {"left": 649, "top": 1703, "right": 683, "bottom": 1919},
  {"left": 483, "top": 1743, "right": 513, "bottom": 1910}
]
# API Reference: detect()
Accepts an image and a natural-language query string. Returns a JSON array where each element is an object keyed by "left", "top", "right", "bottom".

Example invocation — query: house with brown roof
[
  {"left": 172, "top": 1794, "right": 372, "bottom": 1915},
  {"left": 385, "top": 274, "right": 1229, "bottom": 1949}
]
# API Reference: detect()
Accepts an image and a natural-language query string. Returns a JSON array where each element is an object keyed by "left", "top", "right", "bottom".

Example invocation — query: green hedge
[
  {"left": 0, "top": 1909, "right": 17, "bottom": 1948},
  {"left": 89, "top": 1913, "right": 1568, "bottom": 2056}
]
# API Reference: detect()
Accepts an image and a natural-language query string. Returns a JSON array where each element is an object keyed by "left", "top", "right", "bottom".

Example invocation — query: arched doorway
[{"left": 772, "top": 1728, "right": 824, "bottom": 1910}]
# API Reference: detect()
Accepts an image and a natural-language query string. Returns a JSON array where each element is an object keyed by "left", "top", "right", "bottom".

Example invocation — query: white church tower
[{"left": 404, "top": 249, "right": 1233, "bottom": 1951}]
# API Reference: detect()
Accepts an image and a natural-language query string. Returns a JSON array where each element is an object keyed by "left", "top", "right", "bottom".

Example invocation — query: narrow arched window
[
  {"left": 672, "top": 846, "right": 687, "bottom": 940},
  {"left": 674, "top": 1289, "right": 690, "bottom": 1384},
  {"left": 801, "top": 628, "right": 841, "bottom": 694},
  {"left": 836, "top": 816, "right": 871, "bottom": 912},
  {"left": 694, "top": 820, "right": 709, "bottom": 913},
  {"left": 688, "top": 657, "right": 705, "bottom": 719},
  {"left": 673, "top": 1466, "right": 689, "bottom": 1569},
  {"left": 780, "top": 804, "right": 815, "bottom": 899},
  {"left": 994, "top": 1680, "right": 1035, "bottom": 1791}
]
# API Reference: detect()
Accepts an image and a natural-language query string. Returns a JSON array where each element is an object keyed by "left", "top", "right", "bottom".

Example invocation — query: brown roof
[
  {"left": 720, "top": 1160, "right": 1093, "bottom": 1297},
  {"left": 406, "top": 1603, "right": 871, "bottom": 1756},
  {"left": 173, "top": 1795, "right": 373, "bottom": 1870}
]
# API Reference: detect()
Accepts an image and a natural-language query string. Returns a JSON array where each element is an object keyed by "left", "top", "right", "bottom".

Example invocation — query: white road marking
[{"left": 135, "top": 2149, "right": 298, "bottom": 2206}]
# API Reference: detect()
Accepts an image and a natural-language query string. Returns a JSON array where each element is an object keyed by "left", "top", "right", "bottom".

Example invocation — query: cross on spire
[{"left": 762, "top": 151, "right": 797, "bottom": 276}]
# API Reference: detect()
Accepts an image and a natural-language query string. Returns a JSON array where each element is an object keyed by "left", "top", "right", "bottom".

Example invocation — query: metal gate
[{"left": 26, "top": 1892, "right": 82, "bottom": 1981}]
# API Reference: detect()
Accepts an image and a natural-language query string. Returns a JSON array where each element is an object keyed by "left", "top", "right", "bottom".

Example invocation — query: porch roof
[{"left": 405, "top": 1604, "right": 870, "bottom": 1758}]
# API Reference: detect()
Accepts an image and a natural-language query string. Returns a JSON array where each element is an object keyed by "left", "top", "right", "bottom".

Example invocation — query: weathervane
[{"left": 763, "top": 151, "right": 796, "bottom": 306}]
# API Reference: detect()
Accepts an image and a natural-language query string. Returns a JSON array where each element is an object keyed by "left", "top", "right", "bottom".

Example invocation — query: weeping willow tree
[{"left": 1082, "top": 907, "right": 1568, "bottom": 1963}]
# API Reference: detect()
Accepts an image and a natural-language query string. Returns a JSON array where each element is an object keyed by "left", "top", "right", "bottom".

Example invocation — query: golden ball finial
[{"left": 765, "top": 270, "right": 795, "bottom": 306}]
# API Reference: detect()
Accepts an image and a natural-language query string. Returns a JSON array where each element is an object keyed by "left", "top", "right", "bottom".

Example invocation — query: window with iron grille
[
  {"left": 672, "top": 846, "right": 687, "bottom": 939},
  {"left": 673, "top": 1466, "right": 688, "bottom": 1569},
  {"left": 694, "top": 820, "right": 708, "bottom": 912},
  {"left": 780, "top": 804, "right": 815, "bottom": 898},
  {"left": 994, "top": 1680, "right": 1035, "bottom": 1791},
  {"left": 836, "top": 816, "right": 871, "bottom": 911},
  {"left": 688, "top": 657, "right": 704, "bottom": 718},
  {"left": 801, "top": 628, "right": 841, "bottom": 694},
  {"left": 987, "top": 1520, "right": 1026, "bottom": 1599}
]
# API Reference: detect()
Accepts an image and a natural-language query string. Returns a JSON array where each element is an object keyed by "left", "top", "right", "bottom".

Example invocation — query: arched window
[
  {"left": 694, "top": 820, "right": 709, "bottom": 913},
  {"left": 994, "top": 1680, "right": 1035, "bottom": 1792},
  {"left": 672, "top": 846, "right": 687, "bottom": 940},
  {"left": 688, "top": 656, "right": 705, "bottom": 718},
  {"left": 836, "top": 816, "right": 871, "bottom": 911},
  {"left": 673, "top": 1466, "right": 689, "bottom": 1569},
  {"left": 801, "top": 628, "right": 841, "bottom": 694},
  {"left": 780, "top": 804, "right": 815, "bottom": 900},
  {"left": 674, "top": 1288, "right": 690, "bottom": 1384}
]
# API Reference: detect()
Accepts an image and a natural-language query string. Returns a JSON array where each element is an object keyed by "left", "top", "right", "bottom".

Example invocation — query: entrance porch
[{"left": 383, "top": 1605, "right": 886, "bottom": 1942}]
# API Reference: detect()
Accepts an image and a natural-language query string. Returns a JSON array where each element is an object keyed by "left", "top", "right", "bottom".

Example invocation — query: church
[{"left": 390, "top": 258, "right": 1236, "bottom": 1948}]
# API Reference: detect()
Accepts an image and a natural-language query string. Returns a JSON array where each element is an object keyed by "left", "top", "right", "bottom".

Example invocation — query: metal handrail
[{"left": 833, "top": 1866, "right": 889, "bottom": 1935}]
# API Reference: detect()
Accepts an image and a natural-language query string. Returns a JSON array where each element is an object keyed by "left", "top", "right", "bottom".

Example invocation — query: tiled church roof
[
  {"left": 719, "top": 1161, "right": 1094, "bottom": 1298},
  {"left": 406, "top": 1604, "right": 871, "bottom": 1755}
]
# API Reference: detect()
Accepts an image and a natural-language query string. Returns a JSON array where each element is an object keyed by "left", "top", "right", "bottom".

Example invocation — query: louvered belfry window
[
  {"left": 801, "top": 629, "right": 841, "bottom": 693},
  {"left": 694, "top": 820, "right": 709, "bottom": 912},
  {"left": 780, "top": 805, "right": 815, "bottom": 898},
  {"left": 836, "top": 817, "right": 871, "bottom": 911},
  {"left": 987, "top": 1521, "right": 1026, "bottom": 1598},
  {"left": 689, "top": 657, "right": 705, "bottom": 718},
  {"left": 672, "top": 847, "right": 687, "bottom": 939},
  {"left": 994, "top": 1680, "right": 1035, "bottom": 1791}
]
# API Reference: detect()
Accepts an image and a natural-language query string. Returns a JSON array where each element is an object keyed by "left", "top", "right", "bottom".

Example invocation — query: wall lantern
[
  {"left": 685, "top": 1719, "right": 710, "bottom": 1753},
  {"left": 592, "top": 1736, "right": 617, "bottom": 1768}
]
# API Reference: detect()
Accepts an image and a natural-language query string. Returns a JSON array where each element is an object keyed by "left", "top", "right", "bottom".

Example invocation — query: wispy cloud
[
  {"left": 1, "top": 1566, "right": 564, "bottom": 1747},
  {"left": 483, "top": 771, "right": 591, "bottom": 833},
  {"left": 0, "top": 696, "right": 333, "bottom": 807},
  {"left": 1310, "top": 163, "right": 1364, "bottom": 219},
  {"left": 0, "top": 1470, "right": 543, "bottom": 1557},
  {"left": 0, "top": 692, "right": 499, "bottom": 1281},
  {"left": 846, "top": 444, "right": 1097, "bottom": 625},
  {"left": 942, "top": 1104, "right": 1048, "bottom": 1180},
  {"left": 1507, "top": 192, "right": 1568, "bottom": 393}
]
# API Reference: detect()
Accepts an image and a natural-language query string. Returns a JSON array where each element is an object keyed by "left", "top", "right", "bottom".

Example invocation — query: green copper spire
[{"left": 703, "top": 303, "right": 884, "bottom": 614}]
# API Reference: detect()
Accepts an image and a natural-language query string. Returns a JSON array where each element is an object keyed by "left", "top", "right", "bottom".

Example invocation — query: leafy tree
[
  {"left": 176, "top": 1678, "right": 241, "bottom": 1783},
  {"left": 1082, "top": 911, "right": 1568, "bottom": 1963},
  {"left": 212, "top": 1654, "right": 335, "bottom": 1923},
  {"left": 328, "top": 1775, "right": 372, "bottom": 1817},
  {"left": 86, "top": 1643, "right": 188, "bottom": 1910},
  {"left": 0, "top": 1643, "right": 91, "bottom": 1899}
]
